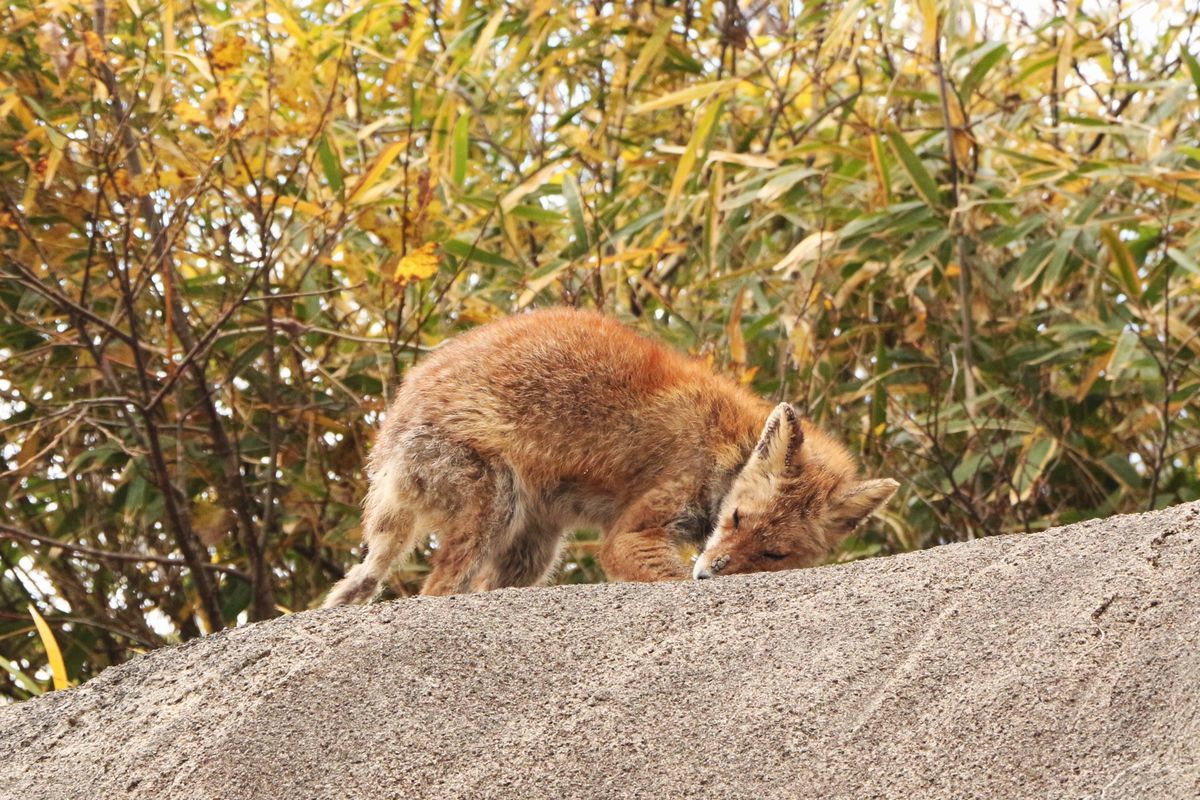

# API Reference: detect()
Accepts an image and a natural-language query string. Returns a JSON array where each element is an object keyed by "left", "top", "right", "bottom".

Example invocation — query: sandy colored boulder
[{"left": 2, "top": 502, "right": 1198, "bottom": 799}]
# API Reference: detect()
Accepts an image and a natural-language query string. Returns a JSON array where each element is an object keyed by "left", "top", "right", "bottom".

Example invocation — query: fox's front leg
[{"left": 599, "top": 492, "right": 692, "bottom": 582}]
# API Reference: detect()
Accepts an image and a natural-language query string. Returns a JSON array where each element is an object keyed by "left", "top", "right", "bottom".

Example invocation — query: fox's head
[{"left": 693, "top": 402, "right": 898, "bottom": 580}]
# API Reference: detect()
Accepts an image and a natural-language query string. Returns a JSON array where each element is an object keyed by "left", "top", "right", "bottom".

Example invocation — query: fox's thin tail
[{"left": 322, "top": 501, "right": 417, "bottom": 608}]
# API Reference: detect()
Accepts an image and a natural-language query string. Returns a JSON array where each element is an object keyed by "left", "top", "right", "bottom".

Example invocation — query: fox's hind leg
[
  {"left": 322, "top": 431, "right": 432, "bottom": 607},
  {"left": 322, "top": 500, "right": 417, "bottom": 607},
  {"left": 418, "top": 451, "right": 519, "bottom": 597},
  {"left": 470, "top": 512, "right": 564, "bottom": 591}
]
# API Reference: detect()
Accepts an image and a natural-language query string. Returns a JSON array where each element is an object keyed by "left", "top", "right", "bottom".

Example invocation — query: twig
[
  {"left": 931, "top": 15, "right": 977, "bottom": 416},
  {"left": 0, "top": 524, "right": 248, "bottom": 579}
]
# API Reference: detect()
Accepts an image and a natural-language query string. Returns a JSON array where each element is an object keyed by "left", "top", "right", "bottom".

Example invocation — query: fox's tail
[{"left": 322, "top": 489, "right": 418, "bottom": 607}]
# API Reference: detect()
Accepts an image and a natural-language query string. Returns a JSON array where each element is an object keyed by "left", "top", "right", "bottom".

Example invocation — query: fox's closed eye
[
  {"left": 731, "top": 508, "right": 741, "bottom": 529},
  {"left": 762, "top": 551, "right": 787, "bottom": 560}
]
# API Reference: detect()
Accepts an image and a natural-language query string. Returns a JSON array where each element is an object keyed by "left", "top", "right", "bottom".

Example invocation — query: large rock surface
[{"left": 3, "top": 503, "right": 1199, "bottom": 799}]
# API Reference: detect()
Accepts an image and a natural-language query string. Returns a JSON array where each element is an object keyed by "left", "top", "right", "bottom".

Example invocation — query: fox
[{"left": 322, "top": 307, "right": 898, "bottom": 606}]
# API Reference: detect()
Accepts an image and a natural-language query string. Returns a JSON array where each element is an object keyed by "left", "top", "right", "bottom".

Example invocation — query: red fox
[{"left": 323, "top": 308, "right": 897, "bottom": 606}]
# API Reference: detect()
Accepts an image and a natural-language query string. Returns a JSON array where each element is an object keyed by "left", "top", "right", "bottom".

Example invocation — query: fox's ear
[
  {"left": 828, "top": 478, "right": 899, "bottom": 532},
  {"left": 749, "top": 402, "right": 802, "bottom": 476}
]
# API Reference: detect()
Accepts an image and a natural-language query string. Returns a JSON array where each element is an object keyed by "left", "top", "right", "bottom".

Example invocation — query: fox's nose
[{"left": 695, "top": 569, "right": 713, "bottom": 580}]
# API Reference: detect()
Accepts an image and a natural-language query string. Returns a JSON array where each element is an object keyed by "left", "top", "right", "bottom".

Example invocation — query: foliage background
[{"left": 1, "top": 0, "right": 1198, "bottom": 700}]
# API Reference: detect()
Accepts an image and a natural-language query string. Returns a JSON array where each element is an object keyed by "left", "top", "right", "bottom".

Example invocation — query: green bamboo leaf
[
  {"left": 627, "top": 15, "right": 673, "bottom": 90},
  {"left": 1102, "top": 453, "right": 1143, "bottom": 490},
  {"left": 510, "top": 205, "right": 565, "bottom": 224},
  {"left": 667, "top": 100, "right": 723, "bottom": 214},
  {"left": 1183, "top": 51, "right": 1200, "bottom": 94},
  {"left": 316, "top": 136, "right": 343, "bottom": 195},
  {"left": 1099, "top": 226, "right": 1141, "bottom": 298},
  {"left": 0, "top": 652, "right": 43, "bottom": 696},
  {"left": 561, "top": 173, "right": 590, "bottom": 256},
  {"left": 443, "top": 238, "right": 516, "bottom": 269},
  {"left": 1167, "top": 247, "right": 1200, "bottom": 277},
  {"left": 885, "top": 126, "right": 942, "bottom": 209},
  {"left": 1041, "top": 228, "right": 1079, "bottom": 289},
  {"left": 960, "top": 42, "right": 1008, "bottom": 98},
  {"left": 1106, "top": 328, "right": 1139, "bottom": 378},
  {"left": 452, "top": 112, "right": 470, "bottom": 187}
]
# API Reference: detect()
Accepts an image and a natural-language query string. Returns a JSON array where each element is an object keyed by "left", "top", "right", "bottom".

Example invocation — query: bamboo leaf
[
  {"left": 627, "top": 15, "right": 673, "bottom": 90},
  {"left": 1167, "top": 247, "right": 1200, "bottom": 277},
  {"left": 470, "top": 7, "right": 507, "bottom": 66},
  {"left": 561, "top": 173, "right": 590, "bottom": 256},
  {"left": 316, "top": 136, "right": 343, "bottom": 195},
  {"left": 452, "top": 112, "right": 470, "bottom": 187},
  {"left": 347, "top": 141, "right": 407, "bottom": 204},
  {"left": 885, "top": 126, "right": 942, "bottom": 209},
  {"left": 1100, "top": 226, "right": 1141, "bottom": 298},
  {"left": 666, "top": 100, "right": 723, "bottom": 216},
  {"left": 1011, "top": 435, "right": 1058, "bottom": 503},
  {"left": 0, "top": 652, "right": 43, "bottom": 696},
  {"left": 443, "top": 238, "right": 516, "bottom": 269},
  {"left": 27, "top": 605, "right": 68, "bottom": 691},
  {"left": 961, "top": 42, "right": 1008, "bottom": 98},
  {"left": 1106, "top": 328, "right": 1139, "bottom": 378},
  {"left": 1182, "top": 50, "right": 1200, "bottom": 94},
  {"left": 630, "top": 79, "right": 740, "bottom": 114}
]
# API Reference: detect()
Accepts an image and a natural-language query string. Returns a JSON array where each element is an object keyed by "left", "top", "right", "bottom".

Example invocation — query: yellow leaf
[
  {"left": 591, "top": 243, "right": 686, "bottom": 267},
  {"left": 630, "top": 79, "right": 740, "bottom": 114},
  {"left": 626, "top": 15, "right": 672, "bottom": 90},
  {"left": 666, "top": 100, "right": 721, "bottom": 220},
  {"left": 83, "top": 30, "right": 105, "bottom": 61},
  {"left": 162, "top": 0, "right": 175, "bottom": 64},
  {"left": 470, "top": 7, "right": 506, "bottom": 67},
  {"left": 904, "top": 294, "right": 928, "bottom": 344},
  {"left": 41, "top": 141, "right": 65, "bottom": 189},
  {"left": 211, "top": 32, "right": 245, "bottom": 72},
  {"left": 917, "top": 0, "right": 939, "bottom": 57},
  {"left": 112, "top": 168, "right": 135, "bottom": 196},
  {"left": 28, "top": 604, "right": 69, "bottom": 691},
  {"left": 393, "top": 242, "right": 439, "bottom": 284},
  {"left": 1074, "top": 353, "right": 1107, "bottom": 402},
  {"left": 265, "top": 0, "right": 306, "bottom": 44},
  {"left": 726, "top": 286, "right": 746, "bottom": 367},
  {"left": 173, "top": 98, "right": 207, "bottom": 126},
  {"left": 819, "top": 0, "right": 867, "bottom": 60},
  {"left": 788, "top": 318, "right": 813, "bottom": 369},
  {"left": 1131, "top": 175, "right": 1200, "bottom": 205},
  {"left": 348, "top": 141, "right": 406, "bottom": 205}
]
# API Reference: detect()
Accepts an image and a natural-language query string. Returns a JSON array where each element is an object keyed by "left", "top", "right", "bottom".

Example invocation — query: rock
[{"left": 3, "top": 502, "right": 1199, "bottom": 799}]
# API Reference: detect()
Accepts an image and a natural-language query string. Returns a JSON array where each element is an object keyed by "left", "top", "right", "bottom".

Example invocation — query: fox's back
[{"left": 384, "top": 309, "right": 754, "bottom": 487}]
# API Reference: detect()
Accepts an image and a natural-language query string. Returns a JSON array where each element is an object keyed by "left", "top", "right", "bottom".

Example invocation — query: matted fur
[{"left": 323, "top": 308, "right": 897, "bottom": 606}]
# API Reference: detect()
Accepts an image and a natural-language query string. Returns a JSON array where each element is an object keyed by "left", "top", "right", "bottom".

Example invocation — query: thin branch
[{"left": 0, "top": 524, "right": 248, "bottom": 579}]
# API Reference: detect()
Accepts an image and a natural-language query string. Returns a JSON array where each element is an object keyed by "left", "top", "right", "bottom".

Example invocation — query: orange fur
[{"left": 322, "top": 308, "right": 897, "bottom": 606}]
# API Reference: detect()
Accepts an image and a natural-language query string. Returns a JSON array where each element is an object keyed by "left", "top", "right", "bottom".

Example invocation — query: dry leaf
[
  {"left": 211, "top": 32, "right": 245, "bottom": 72},
  {"left": 393, "top": 242, "right": 439, "bottom": 285}
]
